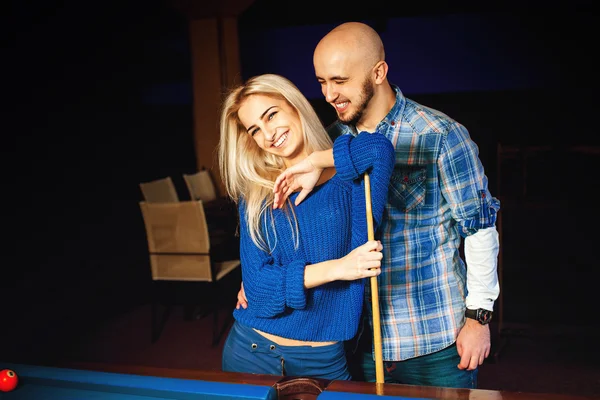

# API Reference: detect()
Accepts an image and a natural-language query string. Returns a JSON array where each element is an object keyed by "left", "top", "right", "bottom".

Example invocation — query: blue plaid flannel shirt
[{"left": 328, "top": 85, "right": 501, "bottom": 361}]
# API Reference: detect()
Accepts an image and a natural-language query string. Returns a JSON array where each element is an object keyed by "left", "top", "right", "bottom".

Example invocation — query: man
[{"left": 271, "top": 21, "right": 500, "bottom": 388}]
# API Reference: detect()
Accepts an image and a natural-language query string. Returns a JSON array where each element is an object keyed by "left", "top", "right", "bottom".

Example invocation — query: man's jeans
[{"left": 352, "top": 343, "right": 477, "bottom": 388}]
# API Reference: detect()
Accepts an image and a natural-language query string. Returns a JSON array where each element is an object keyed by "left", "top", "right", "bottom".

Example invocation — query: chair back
[
  {"left": 140, "top": 201, "right": 214, "bottom": 282},
  {"left": 183, "top": 170, "right": 217, "bottom": 202},
  {"left": 140, "top": 177, "right": 179, "bottom": 203},
  {"left": 140, "top": 200, "right": 241, "bottom": 345}
]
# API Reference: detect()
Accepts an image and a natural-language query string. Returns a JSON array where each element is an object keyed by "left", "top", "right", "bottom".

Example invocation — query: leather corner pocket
[{"left": 388, "top": 165, "right": 426, "bottom": 212}]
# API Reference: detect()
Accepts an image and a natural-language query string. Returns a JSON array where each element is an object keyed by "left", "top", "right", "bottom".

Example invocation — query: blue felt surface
[{"left": 0, "top": 363, "right": 276, "bottom": 400}]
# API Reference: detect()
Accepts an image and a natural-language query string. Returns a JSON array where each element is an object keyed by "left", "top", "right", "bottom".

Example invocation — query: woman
[{"left": 218, "top": 74, "right": 394, "bottom": 380}]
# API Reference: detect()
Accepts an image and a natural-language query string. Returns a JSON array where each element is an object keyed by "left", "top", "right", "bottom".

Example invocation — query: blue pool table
[
  {"left": 0, "top": 362, "right": 281, "bottom": 400},
  {"left": 0, "top": 361, "right": 595, "bottom": 400}
]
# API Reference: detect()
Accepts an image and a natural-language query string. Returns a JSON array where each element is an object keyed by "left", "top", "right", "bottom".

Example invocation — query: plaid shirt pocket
[{"left": 388, "top": 165, "right": 427, "bottom": 212}]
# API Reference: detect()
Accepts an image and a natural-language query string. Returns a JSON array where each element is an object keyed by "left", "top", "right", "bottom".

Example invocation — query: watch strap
[{"left": 465, "top": 308, "right": 493, "bottom": 325}]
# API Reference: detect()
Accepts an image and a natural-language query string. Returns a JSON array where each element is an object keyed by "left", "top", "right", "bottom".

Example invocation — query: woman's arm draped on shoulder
[
  {"left": 272, "top": 149, "right": 334, "bottom": 208},
  {"left": 238, "top": 200, "right": 307, "bottom": 318},
  {"left": 333, "top": 132, "right": 395, "bottom": 234}
]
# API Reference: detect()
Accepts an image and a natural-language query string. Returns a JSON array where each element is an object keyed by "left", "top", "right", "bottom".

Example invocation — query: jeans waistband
[{"left": 233, "top": 321, "right": 343, "bottom": 354}]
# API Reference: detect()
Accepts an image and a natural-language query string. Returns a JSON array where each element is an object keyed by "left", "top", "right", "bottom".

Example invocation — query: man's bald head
[
  {"left": 314, "top": 22, "right": 385, "bottom": 73},
  {"left": 313, "top": 22, "right": 393, "bottom": 131}
]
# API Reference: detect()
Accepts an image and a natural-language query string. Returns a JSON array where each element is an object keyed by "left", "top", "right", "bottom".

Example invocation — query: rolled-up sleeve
[
  {"left": 333, "top": 132, "right": 395, "bottom": 242},
  {"left": 438, "top": 123, "right": 501, "bottom": 237}
]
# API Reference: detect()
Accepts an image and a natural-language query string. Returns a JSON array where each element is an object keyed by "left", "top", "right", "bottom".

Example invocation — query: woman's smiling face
[{"left": 238, "top": 94, "right": 307, "bottom": 167}]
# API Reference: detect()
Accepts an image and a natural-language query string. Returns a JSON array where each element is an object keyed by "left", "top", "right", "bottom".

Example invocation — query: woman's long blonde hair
[{"left": 218, "top": 74, "right": 332, "bottom": 252}]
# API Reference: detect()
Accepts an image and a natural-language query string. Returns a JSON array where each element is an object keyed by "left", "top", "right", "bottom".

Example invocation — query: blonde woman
[{"left": 218, "top": 74, "right": 394, "bottom": 380}]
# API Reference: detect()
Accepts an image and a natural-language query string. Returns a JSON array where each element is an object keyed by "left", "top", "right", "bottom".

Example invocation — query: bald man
[{"left": 272, "top": 22, "right": 500, "bottom": 388}]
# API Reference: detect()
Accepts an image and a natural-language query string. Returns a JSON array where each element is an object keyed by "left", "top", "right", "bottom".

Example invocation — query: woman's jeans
[{"left": 222, "top": 320, "right": 351, "bottom": 381}]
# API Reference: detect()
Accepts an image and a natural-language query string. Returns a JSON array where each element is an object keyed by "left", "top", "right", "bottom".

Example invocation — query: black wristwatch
[{"left": 465, "top": 308, "right": 493, "bottom": 325}]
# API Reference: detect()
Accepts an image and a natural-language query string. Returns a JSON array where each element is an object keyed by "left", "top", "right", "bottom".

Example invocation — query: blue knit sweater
[{"left": 233, "top": 132, "right": 395, "bottom": 341}]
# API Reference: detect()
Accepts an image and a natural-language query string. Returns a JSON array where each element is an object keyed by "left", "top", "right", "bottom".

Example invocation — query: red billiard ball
[{"left": 0, "top": 369, "right": 18, "bottom": 392}]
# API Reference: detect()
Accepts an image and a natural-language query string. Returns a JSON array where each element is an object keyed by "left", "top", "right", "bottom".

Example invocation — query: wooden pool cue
[{"left": 364, "top": 173, "right": 384, "bottom": 385}]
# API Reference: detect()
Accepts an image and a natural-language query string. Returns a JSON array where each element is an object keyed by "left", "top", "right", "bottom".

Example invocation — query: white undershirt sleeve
[{"left": 464, "top": 226, "right": 500, "bottom": 311}]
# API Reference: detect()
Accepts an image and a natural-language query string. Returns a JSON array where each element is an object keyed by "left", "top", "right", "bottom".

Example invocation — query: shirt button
[
  {"left": 251, "top": 343, "right": 258, "bottom": 349},
  {"left": 391, "top": 121, "right": 395, "bottom": 126},
  {"left": 270, "top": 345, "right": 276, "bottom": 350}
]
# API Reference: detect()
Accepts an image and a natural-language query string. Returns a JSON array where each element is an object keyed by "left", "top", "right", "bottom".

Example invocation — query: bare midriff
[{"left": 253, "top": 329, "right": 337, "bottom": 347}]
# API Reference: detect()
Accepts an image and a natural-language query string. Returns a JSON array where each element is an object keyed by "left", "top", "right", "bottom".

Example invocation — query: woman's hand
[
  {"left": 273, "top": 156, "right": 322, "bottom": 209},
  {"left": 336, "top": 240, "right": 383, "bottom": 281}
]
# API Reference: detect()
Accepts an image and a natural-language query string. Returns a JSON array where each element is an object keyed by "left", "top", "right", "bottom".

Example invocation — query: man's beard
[{"left": 338, "top": 77, "right": 375, "bottom": 127}]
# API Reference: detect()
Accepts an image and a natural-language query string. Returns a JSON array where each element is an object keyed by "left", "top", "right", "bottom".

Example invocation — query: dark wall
[
  {"left": 238, "top": 12, "right": 594, "bottom": 97},
  {"left": 3, "top": 1, "right": 197, "bottom": 313}
]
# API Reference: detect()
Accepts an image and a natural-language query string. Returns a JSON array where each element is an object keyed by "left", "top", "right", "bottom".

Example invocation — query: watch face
[{"left": 477, "top": 309, "right": 493, "bottom": 324}]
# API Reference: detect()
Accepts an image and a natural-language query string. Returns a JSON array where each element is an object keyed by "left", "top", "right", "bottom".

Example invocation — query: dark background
[{"left": 2, "top": 0, "right": 598, "bottom": 365}]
